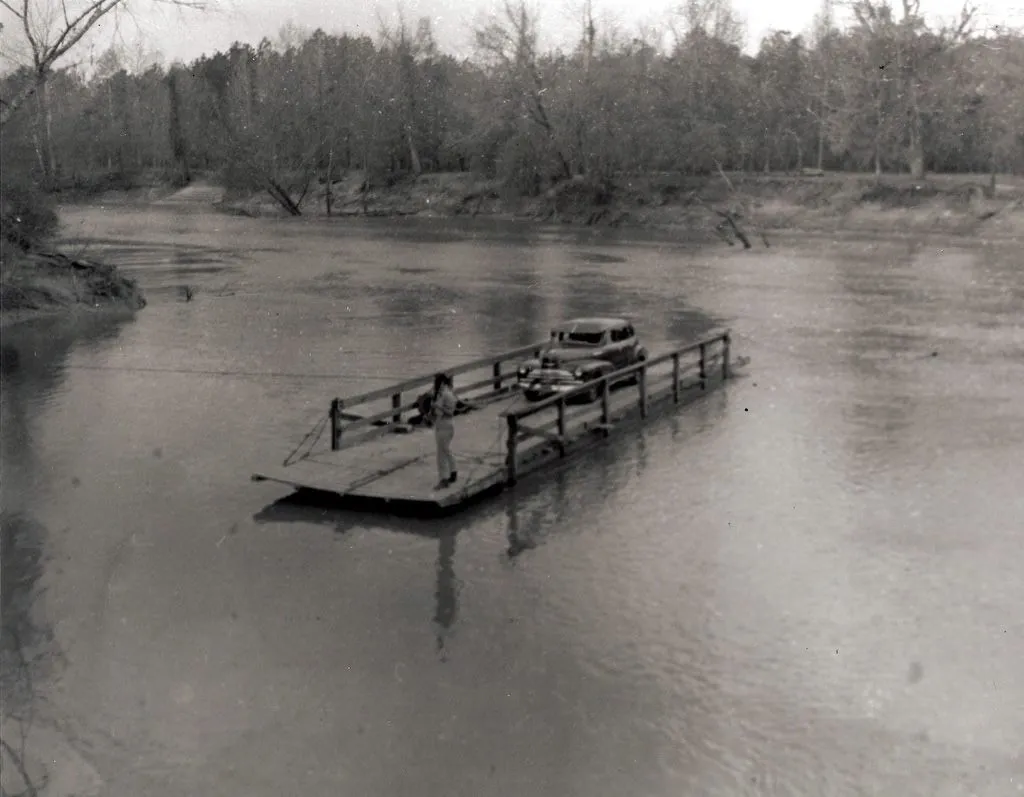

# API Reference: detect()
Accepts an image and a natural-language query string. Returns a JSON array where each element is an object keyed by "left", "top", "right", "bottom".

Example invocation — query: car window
[{"left": 566, "top": 331, "right": 605, "bottom": 345}]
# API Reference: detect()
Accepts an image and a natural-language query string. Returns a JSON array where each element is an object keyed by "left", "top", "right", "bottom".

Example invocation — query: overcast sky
[{"left": 3, "top": 0, "right": 1024, "bottom": 72}]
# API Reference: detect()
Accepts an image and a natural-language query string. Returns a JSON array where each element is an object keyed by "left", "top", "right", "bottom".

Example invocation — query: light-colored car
[{"left": 516, "top": 317, "right": 648, "bottom": 403}]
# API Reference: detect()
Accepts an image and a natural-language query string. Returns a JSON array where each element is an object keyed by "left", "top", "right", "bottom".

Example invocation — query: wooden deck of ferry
[{"left": 252, "top": 330, "right": 743, "bottom": 515}]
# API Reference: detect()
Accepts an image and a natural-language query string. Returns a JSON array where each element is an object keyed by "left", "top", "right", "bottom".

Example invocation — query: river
[{"left": 2, "top": 198, "right": 1022, "bottom": 796}]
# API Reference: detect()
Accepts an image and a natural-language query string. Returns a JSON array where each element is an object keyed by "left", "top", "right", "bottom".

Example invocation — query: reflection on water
[
  {"left": 0, "top": 511, "right": 51, "bottom": 710},
  {"left": 503, "top": 473, "right": 571, "bottom": 561},
  {"left": 252, "top": 492, "right": 481, "bottom": 664},
  {"left": 434, "top": 530, "right": 458, "bottom": 659},
  {"left": 1, "top": 206, "right": 1022, "bottom": 796},
  {"left": 2, "top": 313, "right": 131, "bottom": 504},
  {"left": 1, "top": 313, "right": 136, "bottom": 792}
]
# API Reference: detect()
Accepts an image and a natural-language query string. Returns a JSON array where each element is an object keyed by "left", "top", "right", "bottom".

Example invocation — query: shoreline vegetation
[
  {"left": 56, "top": 168, "right": 1024, "bottom": 237},
  {"left": 206, "top": 168, "right": 1024, "bottom": 236},
  {"left": 3, "top": 168, "right": 1022, "bottom": 329},
  {"left": 0, "top": 250, "right": 146, "bottom": 329}
]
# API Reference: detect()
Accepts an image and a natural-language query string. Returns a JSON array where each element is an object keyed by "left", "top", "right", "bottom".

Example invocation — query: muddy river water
[{"left": 2, "top": 198, "right": 1023, "bottom": 795}]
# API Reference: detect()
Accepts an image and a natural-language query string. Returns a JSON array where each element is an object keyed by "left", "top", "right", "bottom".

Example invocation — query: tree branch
[
  {"left": 47, "top": 0, "right": 125, "bottom": 68},
  {"left": 0, "top": 75, "right": 42, "bottom": 126},
  {"left": 0, "top": 735, "right": 39, "bottom": 797},
  {"left": 21, "top": 0, "right": 42, "bottom": 67},
  {"left": 1, "top": 0, "right": 210, "bottom": 129},
  {"left": 949, "top": 2, "right": 975, "bottom": 42}
]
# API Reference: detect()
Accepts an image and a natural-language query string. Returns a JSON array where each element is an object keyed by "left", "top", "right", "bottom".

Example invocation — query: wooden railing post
[
  {"left": 638, "top": 363, "right": 648, "bottom": 419},
  {"left": 699, "top": 343, "right": 707, "bottom": 390},
  {"left": 672, "top": 352, "right": 681, "bottom": 403},
  {"left": 600, "top": 377, "right": 610, "bottom": 424},
  {"left": 391, "top": 392, "right": 402, "bottom": 424},
  {"left": 556, "top": 397, "right": 566, "bottom": 440},
  {"left": 330, "top": 398, "right": 342, "bottom": 450},
  {"left": 722, "top": 331, "right": 731, "bottom": 380},
  {"left": 493, "top": 360, "right": 503, "bottom": 392},
  {"left": 505, "top": 415, "right": 519, "bottom": 485}
]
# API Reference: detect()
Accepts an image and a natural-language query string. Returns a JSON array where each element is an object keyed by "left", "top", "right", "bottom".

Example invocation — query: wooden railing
[
  {"left": 500, "top": 329, "right": 732, "bottom": 484},
  {"left": 328, "top": 340, "right": 549, "bottom": 450}
]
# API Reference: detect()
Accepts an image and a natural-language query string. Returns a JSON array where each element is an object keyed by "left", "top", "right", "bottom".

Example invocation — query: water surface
[{"left": 2, "top": 202, "right": 1022, "bottom": 795}]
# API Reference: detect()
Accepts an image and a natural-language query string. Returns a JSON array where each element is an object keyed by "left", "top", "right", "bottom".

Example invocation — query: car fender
[{"left": 570, "top": 358, "right": 615, "bottom": 377}]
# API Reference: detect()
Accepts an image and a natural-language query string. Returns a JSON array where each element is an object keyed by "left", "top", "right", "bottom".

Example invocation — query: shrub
[{"left": 1, "top": 182, "right": 59, "bottom": 254}]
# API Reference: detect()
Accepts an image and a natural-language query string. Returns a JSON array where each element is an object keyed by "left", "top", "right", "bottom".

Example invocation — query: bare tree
[
  {"left": 474, "top": 0, "right": 573, "bottom": 180},
  {"left": 377, "top": 8, "right": 436, "bottom": 176},
  {"left": 844, "top": 0, "right": 974, "bottom": 177},
  {"left": 0, "top": 0, "right": 208, "bottom": 130},
  {"left": 808, "top": 0, "right": 836, "bottom": 170}
]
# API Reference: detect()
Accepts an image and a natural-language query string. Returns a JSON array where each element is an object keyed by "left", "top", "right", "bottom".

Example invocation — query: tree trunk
[
  {"left": 40, "top": 76, "right": 57, "bottom": 182},
  {"left": 524, "top": 72, "right": 572, "bottom": 181},
  {"left": 107, "top": 81, "right": 116, "bottom": 175},
  {"left": 787, "top": 130, "right": 803, "bottom": 172},
  {"left": 33, "top": 76, "right": 55, "bottom": 183},
  {"left": 578, "top": 0, "right": 595, "bottom": 177},
  {"left": 167, "top": 72, "right": 190, "bottom": 185},
  {"left": 407, "top": 126, "right": 422, "bottom": 175},
  {"left": 897, "top": 0, "right": 926, "bottom": 179},
  {"left": 907, "top": 82, "right": 925, "bottom": 178},
  {"left": 716, "top": 210, "right": 752, "bottom": 249},
  {"left": 265, "top": 177, "right": 302, "bottom": 216},
  {"left": 32, "top": 116, "right": 46, "bottom": 176},
  {"left": 326, "top": 147, "right": 334, "bottom": 217}
]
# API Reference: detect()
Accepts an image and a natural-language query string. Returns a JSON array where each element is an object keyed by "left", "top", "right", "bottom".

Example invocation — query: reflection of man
[{"left": 434, "top": 530, "right": 458, "bottom": 660}]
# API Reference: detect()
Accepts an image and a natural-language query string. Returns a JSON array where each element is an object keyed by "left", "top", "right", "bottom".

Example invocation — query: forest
[{"left": 2, "top": 0, "right": 1024, "bottom": 220}]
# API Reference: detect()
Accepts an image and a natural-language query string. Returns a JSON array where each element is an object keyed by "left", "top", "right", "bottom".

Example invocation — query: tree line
[{"left": 3, "top": 0, "right": 1023, "bottom": 214}]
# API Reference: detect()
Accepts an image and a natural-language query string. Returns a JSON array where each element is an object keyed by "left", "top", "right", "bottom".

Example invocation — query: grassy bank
[
  {"left": 0, "top": 250, "right": 147, "bottom": 329},
  {"left": 216, "top": 170, "right": 1024, "bottom": 240}
]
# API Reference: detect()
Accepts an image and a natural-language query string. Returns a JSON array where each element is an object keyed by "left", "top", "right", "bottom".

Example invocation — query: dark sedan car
[{"left": 516, "top": 317, "right": 648, "bottom": 402}]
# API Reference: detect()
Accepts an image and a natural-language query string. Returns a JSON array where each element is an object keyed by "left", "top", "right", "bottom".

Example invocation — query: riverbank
[
  {"left": 215, "top": 170, "right": 1024, "bottom": 240},
  {"left": 0, "top": 250, "right": 147, "bottom": 329}
]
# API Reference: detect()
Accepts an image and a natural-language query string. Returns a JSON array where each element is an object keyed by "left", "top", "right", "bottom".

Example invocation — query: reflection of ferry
[
  {"left": 251, "top": 497, "right": 463, "bottom": 660},
  {"left": 515, "top": 317, "right": 648, "bottom": 403}
]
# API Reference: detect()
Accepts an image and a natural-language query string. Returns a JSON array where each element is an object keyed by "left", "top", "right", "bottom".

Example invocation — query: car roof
[{"left": 555, "top": 317, "right": 631, "bottom": 333}]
